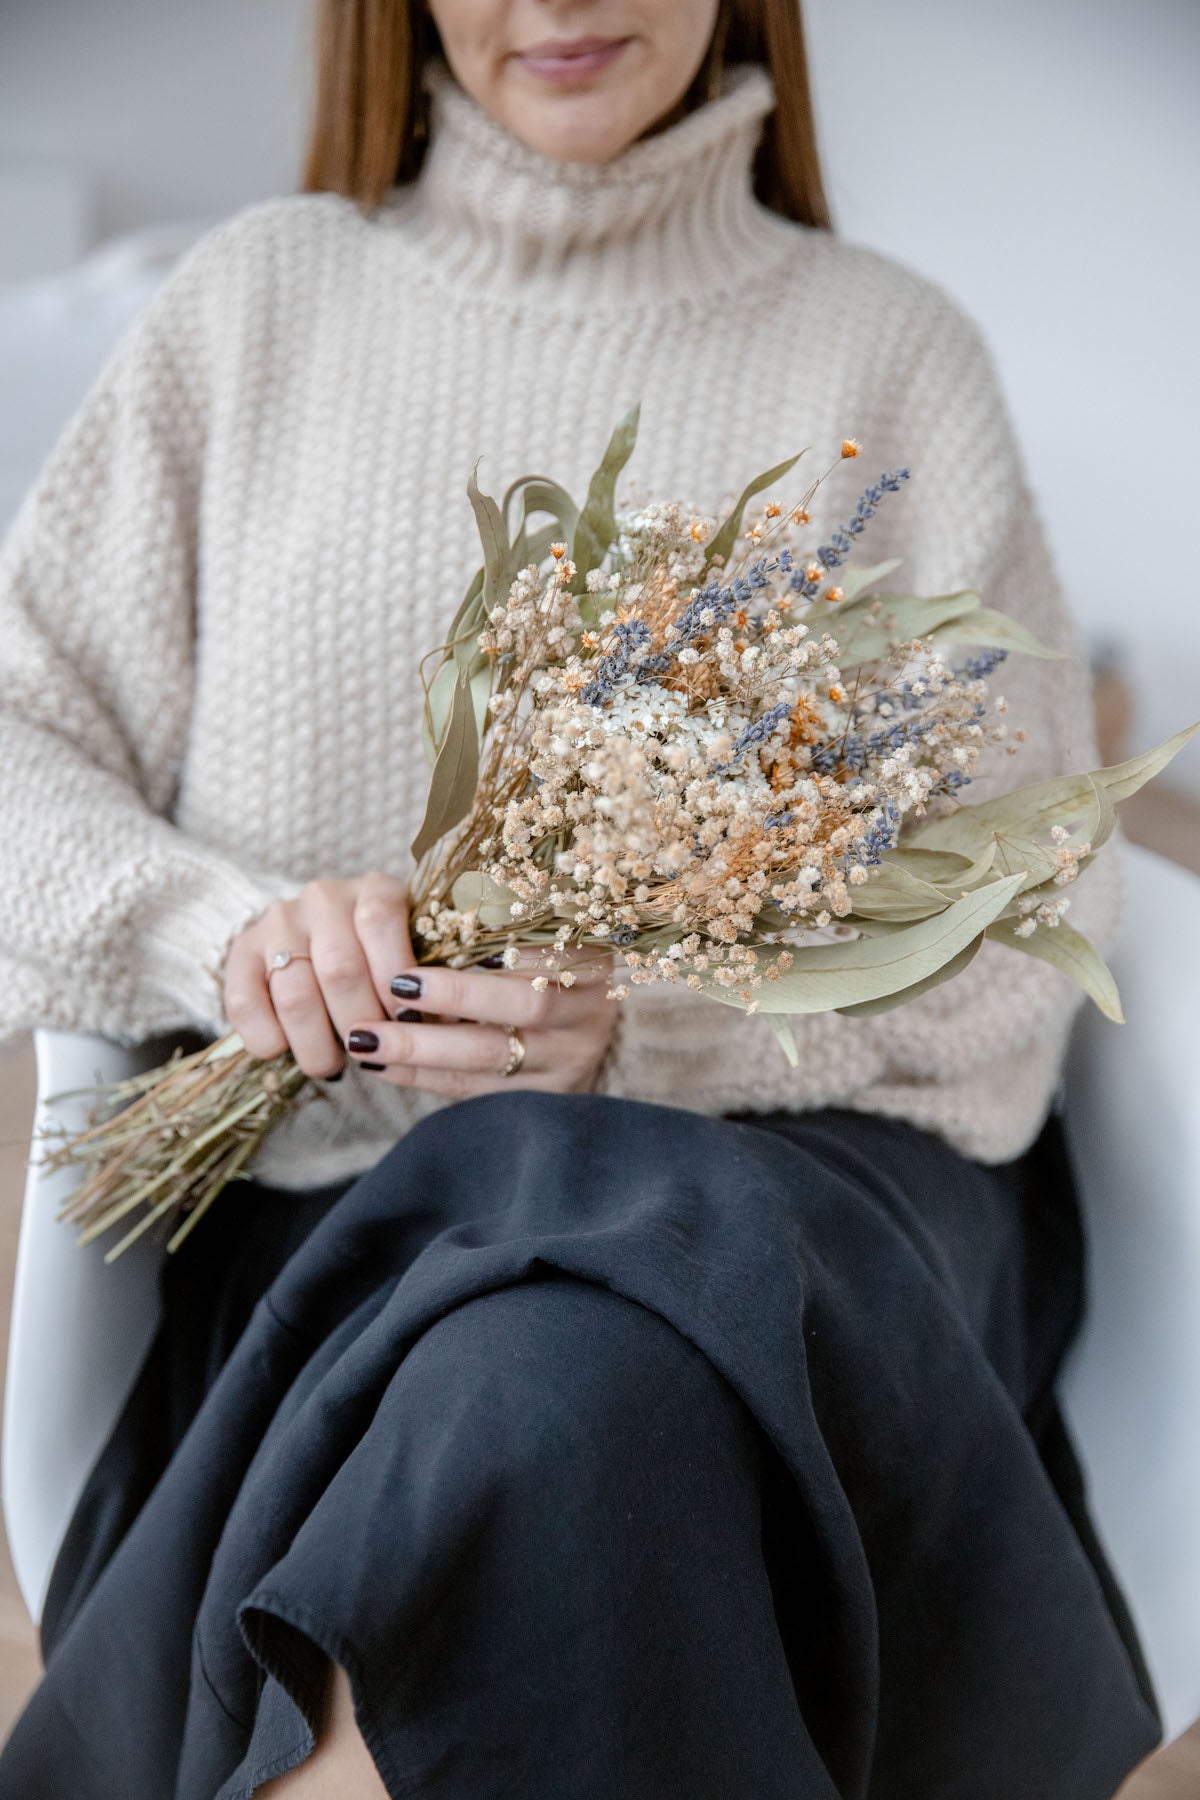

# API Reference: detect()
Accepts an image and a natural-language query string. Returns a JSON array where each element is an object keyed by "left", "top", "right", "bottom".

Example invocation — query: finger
[
  {"left": 222, "top": 932, "right": 290, "bottom": 1062},
  {"left": 304, "top": 881, "right": 389, "bottom": 1046},
  {"left": 386, "top": 964, "right": 591, "bottom": 1031},
  {"left": 346, "top": 1018, "right": 518, "bottom": 1076},
  {"left": 479, "top": 944, "right": 614, "bottom": 981},
  {"left": 359, "top": 1062, "right": 562, "bottom": 1100},
  {"left": 266, "top": 959, "right": 346, "bottom": 1080},
  {"left": 351, "top": 873, "right": 417, "bottom": 1017}
]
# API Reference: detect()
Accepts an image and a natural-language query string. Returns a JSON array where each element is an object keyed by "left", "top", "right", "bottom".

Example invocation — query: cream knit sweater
[{"left": 0, "top": 59, "right": 1119, "bottom": 1188}]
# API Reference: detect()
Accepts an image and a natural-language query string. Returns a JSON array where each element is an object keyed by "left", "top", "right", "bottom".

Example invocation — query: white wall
[
  {"left": 2, "top": 0, "right": 1197, "bottom": 781},
  {"left": 0, "top": 0, "right": 309, "bottom": 244},
  {"left": 804, "top": 0, "right": 1200, "bottom": 785}
]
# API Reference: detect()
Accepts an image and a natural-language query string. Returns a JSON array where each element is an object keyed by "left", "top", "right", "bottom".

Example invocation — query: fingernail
[
  {"left": 395, "top": 1008, "right": 422, "bottom": 1023},
  {"left": 325, "top": 1068, "right": 345, "bottom": 1083},
  {"left": 359, "top": 1061, "right": 386, "bottom": 1072},
  {"left": 390, "top": 974, "right": 423, "bottom": 999},
  {"left": 480, "top": 953, "right": 504, "bottom": 969},
  {"left": 348, "top": 1029, "right": 380, "bottom": 1053}
]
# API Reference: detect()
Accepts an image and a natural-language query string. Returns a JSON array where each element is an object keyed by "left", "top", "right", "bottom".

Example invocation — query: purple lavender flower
[
  {"left": 708, "top": 700, "right": 792, "bottom": 775},
  {"left": 958, "top": 648, "right": 1009, "bottom": 680},
  {"left": 816, "top": 469, "right": 910, "bottom": 569}
]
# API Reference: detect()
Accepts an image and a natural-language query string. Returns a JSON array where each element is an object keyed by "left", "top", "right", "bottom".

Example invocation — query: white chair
[
  {"left": 3, "top": 845, "right": 1199, "bottom": 1745},
  {"left": 2, "top": 1031, "right": 198, "bottom": 1628},
  {"left": 1058, "top": 843, "right": 1200, "bottom": 1744}
]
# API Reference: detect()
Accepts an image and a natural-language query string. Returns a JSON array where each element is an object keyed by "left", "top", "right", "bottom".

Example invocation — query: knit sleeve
[
  {"left": 855, "top": 286, "right": 1123, "bottom": 1143},
  {"left": 0, "top": 219, "right": 302, "bottom": 1051}
]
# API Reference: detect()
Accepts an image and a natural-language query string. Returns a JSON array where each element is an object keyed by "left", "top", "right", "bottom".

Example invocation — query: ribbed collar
[{"left": 384, "top": 56, "right": 802, "bottom": 313}]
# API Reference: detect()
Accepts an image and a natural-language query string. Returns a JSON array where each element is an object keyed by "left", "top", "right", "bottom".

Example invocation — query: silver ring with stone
[
  {"left": 498, "top": 1024, "right": 526, "bottom": 1078},
  {"left": 266, "top": 949, "right": 313, "bottom": 980}
]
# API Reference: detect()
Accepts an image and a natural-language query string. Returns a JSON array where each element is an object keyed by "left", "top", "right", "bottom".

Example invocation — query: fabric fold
[{"left": 3, "top": 1095, "right": 1160, "bottom": 1799}]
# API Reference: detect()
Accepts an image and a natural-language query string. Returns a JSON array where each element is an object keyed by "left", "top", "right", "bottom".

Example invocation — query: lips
[{"left": 514, "top": 35, "right": 632, "bottom": 83}]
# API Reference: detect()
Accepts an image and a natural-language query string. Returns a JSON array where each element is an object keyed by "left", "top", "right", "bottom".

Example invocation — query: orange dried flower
[
  {"left": 787, "top": 696, "right": 824, "bottom": 746},
  {"left": 840, "top": 439, "right": 861, "bottom": 459}
]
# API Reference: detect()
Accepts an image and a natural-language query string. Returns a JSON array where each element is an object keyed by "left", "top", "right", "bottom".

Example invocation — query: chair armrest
[{"left": 2, "top": 1028, "right": 203, "bottom": 1622}]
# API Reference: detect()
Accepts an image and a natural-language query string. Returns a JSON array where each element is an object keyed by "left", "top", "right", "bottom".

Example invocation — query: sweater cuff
[{"left": 130, "top": 849, "right": 307, "bottom": 1037}]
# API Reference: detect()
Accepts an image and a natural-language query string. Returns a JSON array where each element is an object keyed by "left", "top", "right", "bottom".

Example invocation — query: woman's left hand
[{"left": 343, "top": 952, "right": 618, "bottom": 1099}]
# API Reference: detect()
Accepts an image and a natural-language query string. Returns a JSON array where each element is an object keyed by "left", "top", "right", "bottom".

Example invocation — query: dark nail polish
[
  {"left": 390, "top": 974, "right": 423, "bottom": 999},
  {"left": 348, "top": 1029, "right": 380, "bottom": 1053},
  {"left": 325, "top": 1068, "right": 345, "bottom": 1083},
  {"left": 480, "top": 953, "right": 505, "bottom": 969},
  {"left": 395, "top": 1008, "right": 422, "bottom": 1023},
  {"left": 359, "top": 1061, "right": 386, "bottom": 1072}
]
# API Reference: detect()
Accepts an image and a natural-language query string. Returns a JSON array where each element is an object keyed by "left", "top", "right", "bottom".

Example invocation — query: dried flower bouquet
[{"left": 37, "top": 407, "right": 1197, "bottom": 1258}]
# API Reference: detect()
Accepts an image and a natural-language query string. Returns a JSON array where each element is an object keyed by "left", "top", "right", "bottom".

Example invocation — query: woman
[{"left": 0, "top": 1, "right": 1162, "bottom": 1794}]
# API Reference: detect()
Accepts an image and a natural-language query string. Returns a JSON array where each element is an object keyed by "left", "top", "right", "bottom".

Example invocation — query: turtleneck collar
[{"left": 382, "top": 56, "right": 804, "bottom": 314}]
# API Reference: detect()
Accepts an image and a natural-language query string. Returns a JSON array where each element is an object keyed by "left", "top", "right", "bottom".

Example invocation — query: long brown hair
[{"left": 300, "top": 1, "right": 832, "bottom": 230}]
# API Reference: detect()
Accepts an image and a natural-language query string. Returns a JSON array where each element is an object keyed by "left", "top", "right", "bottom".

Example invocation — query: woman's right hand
[{"left": 220, "top": 872, "right": 415, "bottom": 1080}]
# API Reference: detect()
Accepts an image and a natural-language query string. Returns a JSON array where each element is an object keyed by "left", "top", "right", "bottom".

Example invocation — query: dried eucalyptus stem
[{"left": 35, "top": 1034, "right": 315, "bottom": 1262}]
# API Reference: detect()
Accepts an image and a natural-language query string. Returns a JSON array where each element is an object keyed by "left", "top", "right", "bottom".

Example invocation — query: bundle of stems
[{"left": 37, "top": 1035, "right": 313, "bottom": 1262}]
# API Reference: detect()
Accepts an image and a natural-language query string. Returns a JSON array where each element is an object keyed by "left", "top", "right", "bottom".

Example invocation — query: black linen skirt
[{"left": 0, "top": 1094, "right": 1161, "bottom": 1798}]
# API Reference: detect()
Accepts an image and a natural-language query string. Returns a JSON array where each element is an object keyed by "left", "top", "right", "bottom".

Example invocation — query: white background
[{"left": 1, "top": 0, "right": 1197, "bottom": 783}]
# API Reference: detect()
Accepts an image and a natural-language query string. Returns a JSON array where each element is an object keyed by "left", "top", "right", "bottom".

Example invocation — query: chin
[{"left": 505, "top": 89, "right": 640, "bottom": 165}]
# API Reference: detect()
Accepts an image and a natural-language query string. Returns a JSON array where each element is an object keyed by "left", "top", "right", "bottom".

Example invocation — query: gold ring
[
  {"left": 266, "top": 949, "right": 313, "bottom": 979},
  {"left": 498, "top": 1024, "right": 526, "bottom": 1078}
]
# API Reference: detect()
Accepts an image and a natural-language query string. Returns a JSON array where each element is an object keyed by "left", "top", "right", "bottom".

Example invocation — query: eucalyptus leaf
[
  {"left": 1094, "top": 720, "right": 1200, "bottom": 806},
  {"left": 703, "top": 450, "right": 805, "bottom": 573},
  {"left": 422, "top": 660, "right": 492, "bottom": 768},
  {"left": 451, "top": 871, "right": 483, "bottom": 912},
  {"left": 467, "top": 462, "right": 510, "bottom": 613},
  {"left": 419, "top": 568, "right": 486, "bottom": 743},
  {"left": 762, "top": 1014, "right": 800, "bottom": 1066},
  {"left": 925, "top": 606, "right": 1061, "bottom": 659},
  {"left": 831, "top": 591, "right": 982, "bottom": 666},
  {"left": 444, "top": 565, "right": 485, "bottom": 653},
  {"left": 475, "top": 871, "right": 523, "bottom": 929},
  {"left": 421, "top": 658, "right": 455, "bottom": 770},
  {"left": 836, "top": 916, "right": 914, "bottom": 938},
  {"left": 938, "top": 839, "right": 1001, "bottom": 891},
  {"left": 987, "top": 917, "right": 1124, "bottom": 1022},
  {"left": 909, "top": 743, "right": 1156, "bottom": 860},
  {"left": 841, "top": 862, "right": 956, "bottom": 922},
  {"left": 834, "top": 933, "right": 983, "bottom": 1019},
  {"left": 516, "top": 522, "right": 561, "bottom": 572},
  {"left": 845, "top": 843, "right": 999, "bottom": 925},
  {"left": 879, "top": 845, "right": 977, "bottom": 884},
  {"left": 701, "top": 875, "right": 1023, "bottom": 1015},
  {"left": 981, "top": 776, "right": 1113, "bottom": 894},
  {"left": 570, "top": 403, "right": 641, "bottom": 592},
  {"left": 982, "top": 786, "right": 1114, "bottom": 924},
  {"left": 504, "top": 475, "right": 580, "bottom": 565},
  {"left": 635, "top": 925, "right": 687, "bottom": 953},
  {"left": 836, "top": 557, "right": 903, "bottom": 602},
  {"left": 410, "top": 669, "right": 480, "bottom": 863}
]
